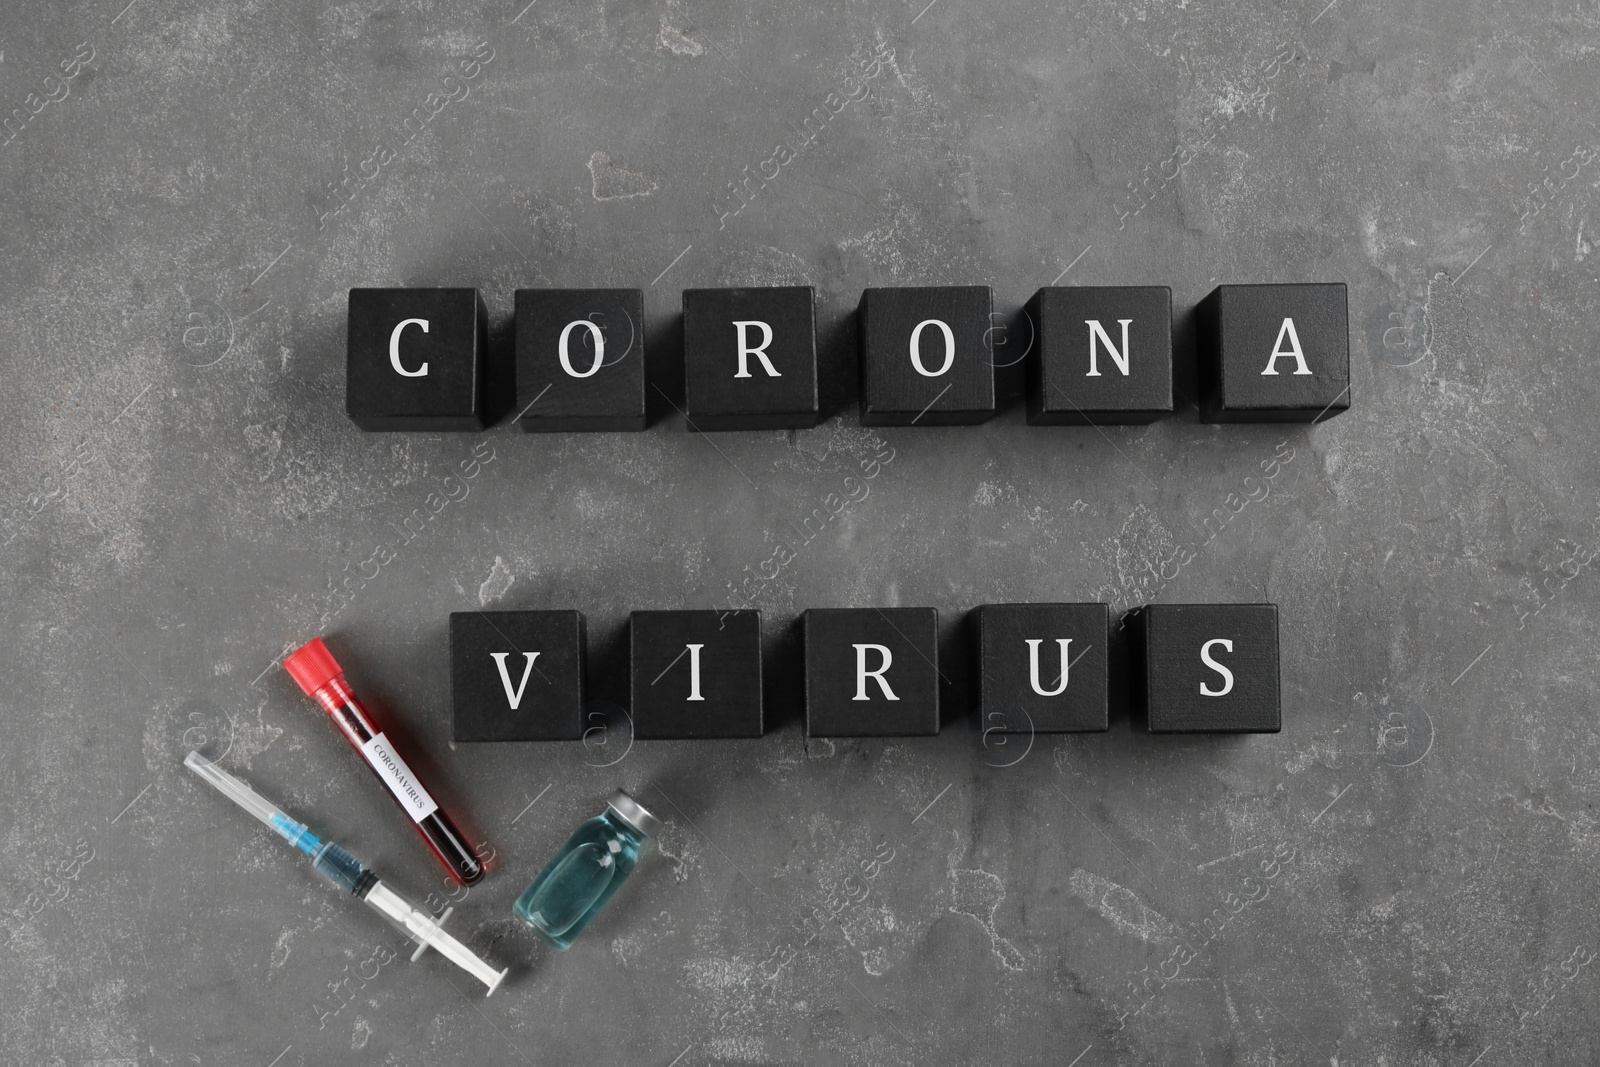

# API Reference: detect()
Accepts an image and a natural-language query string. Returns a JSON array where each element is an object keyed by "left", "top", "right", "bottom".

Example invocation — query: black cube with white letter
[
  {"left": 683, "top": 287, "right": 818, "bottom": 430},
  {"left": 803, "top": 607, "right": 940, "bottom": 736},
  {"left": 630, "top": 610, "right": 764, "bottom": 739},
  {"left": 858, "top": 287, "right": 996, "bottom": 426},
  {"left": 450, "top": 610, "right": 585, "bottom": 741},
  {"left": 347, "top": 288, "right": 489, "bottom": 431},
  {"left": 1131, "top": 603, "right": 1280, "bottom": 733},
  {"left": 514, "top": 288, "right": 646, "bottom": 431},
  {"left": 973, "top": 603, "right": 1110, "bottom": 732},
  {"left": 1198, "top": 283, "right": 1349, "bottom": 423},
  {"left": 1026, "top": 286, "right": 1172, "bottom": 424}
]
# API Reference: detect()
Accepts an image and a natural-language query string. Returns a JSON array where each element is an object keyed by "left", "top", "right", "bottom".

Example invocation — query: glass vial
[{"left": 513, "top": 791, "right": 658, "bottom": 950}]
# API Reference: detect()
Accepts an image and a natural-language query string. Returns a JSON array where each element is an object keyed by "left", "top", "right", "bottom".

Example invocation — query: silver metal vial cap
[{"left": 607, "top": 791, "right": 661, "bottom": 838}]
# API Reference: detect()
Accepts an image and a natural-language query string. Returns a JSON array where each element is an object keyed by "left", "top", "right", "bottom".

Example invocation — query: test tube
[{"left": 284, "top": 637, "right": 485, "bottom": 886}]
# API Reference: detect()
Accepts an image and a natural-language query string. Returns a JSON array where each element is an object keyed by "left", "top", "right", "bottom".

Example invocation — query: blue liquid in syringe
[{"left": 269, "top": 813, "right": 369, "bottom": 895}]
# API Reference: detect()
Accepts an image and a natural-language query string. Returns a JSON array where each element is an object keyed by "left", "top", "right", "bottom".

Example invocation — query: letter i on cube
[{"left": 630, "top": 610, "right": 764, "bottom": 738}]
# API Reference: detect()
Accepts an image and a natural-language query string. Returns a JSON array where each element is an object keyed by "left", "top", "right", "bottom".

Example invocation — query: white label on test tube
[{"left": 360, "top": 733, "right": 439, "bottom": 822}]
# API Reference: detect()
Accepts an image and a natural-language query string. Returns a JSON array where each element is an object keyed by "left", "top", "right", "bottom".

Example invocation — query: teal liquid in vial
[{"left": 513, "top": 791, "right": 658, "bottom": 950}]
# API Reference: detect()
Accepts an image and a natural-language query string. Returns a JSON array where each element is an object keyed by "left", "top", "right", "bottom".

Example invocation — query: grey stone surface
[{"left": 2, "top": 0, "right": 1597, "bottom": 1062}]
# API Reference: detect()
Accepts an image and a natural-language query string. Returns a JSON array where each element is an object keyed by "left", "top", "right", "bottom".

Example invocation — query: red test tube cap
[{"left": 284, "top": 637, "right": 344, "bottom": 697}]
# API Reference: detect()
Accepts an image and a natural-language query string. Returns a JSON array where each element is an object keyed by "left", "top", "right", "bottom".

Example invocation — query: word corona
[{"left": 345, "top": 283, "right": 1350, "bottom": 432}]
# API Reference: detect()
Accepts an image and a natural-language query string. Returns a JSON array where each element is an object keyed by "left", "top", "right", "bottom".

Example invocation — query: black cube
[
  {"left": 973, "top": 603, "right": 1110, "bottom": 733},
  {"left": 858, "top": 287, "right": 996, "bottom": 426},
  {"left": 514, "top": 288, "right": 646, "bottom": 431},
  {"left": 630, "top": 610, "right": 764, "bottom": 739},
  {"left": 803, "top": 607, "right": 940, "bottom": 736},
  {"left": 1026, "top": 286, "right": 1172, "bottom": 424},
  {"left": 683, "top": 287, "right": 818, "bottom": 430},
  {"left": 1198, "top": 283, "right": 1350, "bottom": 423},
  {"left": 347, "top": 288, "right": 488, "bottom": 431},
  {"left": 450, "top": 610, "right": 586, "bottom": 741},
  {"left": 1131, "top": 603, "right": 1280, "bottom": 733}
]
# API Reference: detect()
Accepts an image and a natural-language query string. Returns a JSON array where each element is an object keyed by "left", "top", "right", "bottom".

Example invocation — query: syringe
[{"left": 184, "top": 751, "right": 508, "bottom": 995}]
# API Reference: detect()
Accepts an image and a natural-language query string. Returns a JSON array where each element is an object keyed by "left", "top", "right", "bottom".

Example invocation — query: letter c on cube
[{"left": 390, "top": 318, "right": 430, "bottom": 377}]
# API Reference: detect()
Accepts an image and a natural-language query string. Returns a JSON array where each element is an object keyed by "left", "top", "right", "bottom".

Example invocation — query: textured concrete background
[{"left": 2, "top": 0, "right": 1598, "bottom": 1063}]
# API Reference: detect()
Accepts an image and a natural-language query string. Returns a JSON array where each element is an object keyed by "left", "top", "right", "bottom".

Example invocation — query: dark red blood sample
[{"left": 285, "top": 637, "right": 485, "bottom": 886}]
